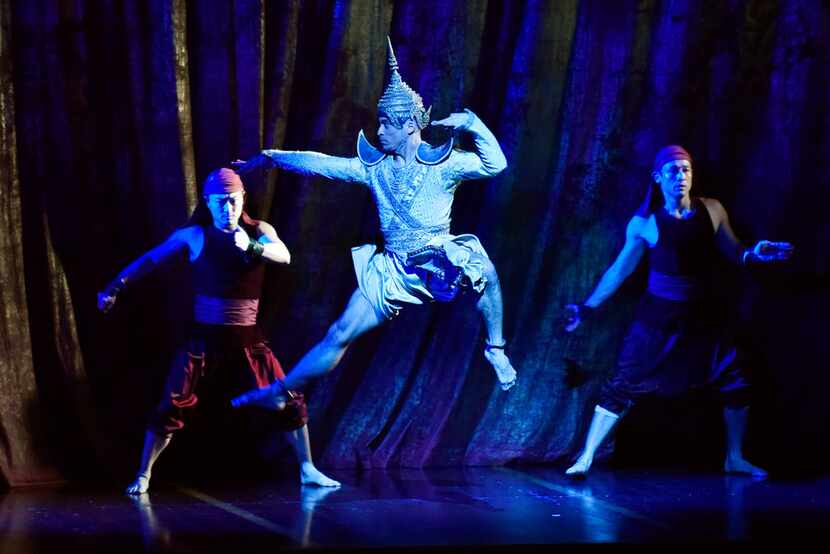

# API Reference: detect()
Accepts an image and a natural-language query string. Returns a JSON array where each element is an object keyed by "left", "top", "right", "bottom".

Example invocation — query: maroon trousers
[
  {"left": 599, "top": 294, "right": 751, "bottom": 415},
  {"left": 148, "top": 325, "right": 307, "bottom": 437}
]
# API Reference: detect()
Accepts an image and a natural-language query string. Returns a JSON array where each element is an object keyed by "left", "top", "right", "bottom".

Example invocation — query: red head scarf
[
  {"left": 652, "top": 145, "right": 692, "bottom": 173},
  {"left": 203, "top": 168, "right": 244, "bottom": 195}
]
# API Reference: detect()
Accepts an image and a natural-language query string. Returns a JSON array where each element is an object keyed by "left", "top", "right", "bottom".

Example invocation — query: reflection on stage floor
[{"left": 1, "top": 466, "right": 827, "bottom": 552}]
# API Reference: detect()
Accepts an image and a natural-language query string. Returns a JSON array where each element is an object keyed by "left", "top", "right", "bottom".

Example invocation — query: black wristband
[
  {"left": 105, "top": 277, "right": 126, "bottom": 297},
  {"left": 580, "top": 304, "right": 596, "bottom": 318},
  {"left": 246, "top": 240, "right": 265, "bottom": 259}
]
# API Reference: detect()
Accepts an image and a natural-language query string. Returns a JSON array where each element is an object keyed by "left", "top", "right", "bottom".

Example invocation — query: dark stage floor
[{"left": 1, "top": 466, "right": 827, "bottom": 552}]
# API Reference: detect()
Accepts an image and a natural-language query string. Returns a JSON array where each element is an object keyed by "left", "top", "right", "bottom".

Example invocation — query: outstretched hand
[
  {"left": 230, "top": 153, "right": 274, "bottom": 175},
  {"left": 747, "top": 240, "right": 794, "bottom": 264},
  {"left": 564, "top": 303, "right": 596, "bottom": 332},
  {"left": 564, "top": 304, "right": 582, "bottom": 333},
  {"left": 431, "top": 111, "right": 473, "bottom": 130},
  {"left": 97, "top": 291, "right": 117, "bottom": 313}
]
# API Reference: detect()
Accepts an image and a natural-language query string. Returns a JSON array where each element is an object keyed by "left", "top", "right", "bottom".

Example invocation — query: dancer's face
[
  {"left": 377, "top": 113, "right": 415, "bottom": 154},
  {"left": 653, "top": 159, "right": 693, "bottom": 202},
  {"left": 206, "top": 191, "right": 245, "bottom": 231}
]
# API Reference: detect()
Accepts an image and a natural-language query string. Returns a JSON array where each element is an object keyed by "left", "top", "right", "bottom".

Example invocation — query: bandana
[
  {"left": 652, "top": 145, "right": 692, "bottom": 173},
  {"left": 203, "top": 168, "right": 244, "bottom": 195}
]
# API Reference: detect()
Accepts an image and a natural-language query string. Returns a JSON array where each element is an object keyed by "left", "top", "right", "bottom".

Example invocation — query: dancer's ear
[{"left": 652, "top": 170, "right": 661, "bottom": 184}]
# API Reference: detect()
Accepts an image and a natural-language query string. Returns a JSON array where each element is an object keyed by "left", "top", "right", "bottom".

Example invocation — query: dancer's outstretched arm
[
  {"left": 97, "top": 227, "right": 198, "bottom": 313},
  {"left": 564, "top": 216, "right": 648, "bottom": 332},
  {"left": 232, "top": 150, "right": 368, "bottom": 185},
  {"left": 700, "top": 198, "right": 793, "bottom": 266}
]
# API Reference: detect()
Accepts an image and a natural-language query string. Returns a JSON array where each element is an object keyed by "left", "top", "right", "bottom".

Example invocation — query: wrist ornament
[
  {"left": 246, "top": 240, "right": 265, "bottom": 260},
  {"left": 105, "top": 277, "right": 126, "bottom": 297},
  {"left": 579, "top": 304, "right": 596, "bottom": 319}
]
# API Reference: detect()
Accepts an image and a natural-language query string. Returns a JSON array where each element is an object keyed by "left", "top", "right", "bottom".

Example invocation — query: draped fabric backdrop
[{"left": 1, "top": 0, "right": 828, "bottom": 487}]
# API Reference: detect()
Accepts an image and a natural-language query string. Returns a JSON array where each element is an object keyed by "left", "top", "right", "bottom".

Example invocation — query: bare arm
[
  {"left": 702, "top": 198, "right": 794, "bottom": 265},
  {"left": 435, "top": 109, "right": 508, "bottom": 182},
  {"left": 565, "top": 216, "right": 648, "bottom": 331},
  {"left": 232, "top": 150, "right": 368, "bottom": 185},
  {"left": 97, "top": 227, "right": 197, "bottom": 312},
  {"left": 232, "top": 221, "right": 290, "bottom": 264},
  {"left": 702, "top": 198, "right": 744, "bottom": 264},
  {"left": 585, "top": 217, "right": 648, "bottom": 306}
]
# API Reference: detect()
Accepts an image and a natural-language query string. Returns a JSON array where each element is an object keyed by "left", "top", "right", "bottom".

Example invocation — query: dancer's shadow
[
  {"left": 723, "top": 474, "right": 763, "bottom": 541},
  {"left": 127, "top": 493, "right": 173, "bottom": 551},
  {"left": 299, "top": 485, "right": 341, "bottom": 546}
]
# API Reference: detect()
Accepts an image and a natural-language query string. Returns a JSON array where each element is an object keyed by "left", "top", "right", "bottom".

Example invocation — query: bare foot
[
  {"left": 565, "top": 454, "right": 593, "bottom": 478},
  {"left": 484, "top": 347, "right": 517, "bottom": 391},
  {"left": 125, "top": 473, "right": 151, "bottom": 495},
  {"left": 724, "top": 457, "right": 768, "bottom": 479},
  {"left": 231, "top": 383, "right": 287, "bottom": 411},
  {"left": 300, "top": 462, "right": 341, "bottom": 487}
]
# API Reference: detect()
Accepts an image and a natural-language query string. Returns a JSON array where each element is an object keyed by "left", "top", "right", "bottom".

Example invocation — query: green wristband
[{"left": 246, "top": 240, "right": 265, "bottom": 259}]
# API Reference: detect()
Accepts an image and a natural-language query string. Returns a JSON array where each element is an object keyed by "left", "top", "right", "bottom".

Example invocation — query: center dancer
[{"left": 232, "top": 38, "right": 516, "bottom": 411}]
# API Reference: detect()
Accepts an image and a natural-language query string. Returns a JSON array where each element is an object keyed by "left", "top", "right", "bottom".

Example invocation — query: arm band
[
  {"left": 246, "top": 240, "right": 265, "bottom": 259},
  {"left": 104, "top": 277, "right": 126, "bottom": 297}
]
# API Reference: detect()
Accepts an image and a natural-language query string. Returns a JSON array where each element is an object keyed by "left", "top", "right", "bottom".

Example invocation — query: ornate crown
[{"left": 377, "top": 37, "right": 431, "bottom": 129}]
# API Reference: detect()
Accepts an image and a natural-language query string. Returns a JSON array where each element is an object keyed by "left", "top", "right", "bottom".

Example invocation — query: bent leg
[
  {"left": 565, "top": 324, "right": 660, "bottom": 477},
  {"left": 706, "top": 344, "right": 766, "bottom": 477},
  {"left": 127, "top": 346, "right": 205, "bottom": 494},
  {"left": 565, "top": 406, "right": 621, "bottom": 477},
  {"left": 286, "top": 424, "right": 341, "bottom": 487},
  {"left": 565, "top": 318, "right": 671, "bottom": 476},
  {"left": 473, "top": 255, "right": 516, "bottom": 390},
  {"left": 723, "top": 406, "right": 767, "bottom": 478},
  {"left": 284, "top": 289, "right": 384, "bottom": 390},
  {"left": 232, "top": 289, "right": 384, "bottom": 410},
  {"left": 125, "top": 431, "right": 172, "bottom": 495}
]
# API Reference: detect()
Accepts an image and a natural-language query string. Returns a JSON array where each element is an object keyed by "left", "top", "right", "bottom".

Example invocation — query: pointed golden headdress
[{"left": 377, "top": 37, "right": 431, "bottom": 129}]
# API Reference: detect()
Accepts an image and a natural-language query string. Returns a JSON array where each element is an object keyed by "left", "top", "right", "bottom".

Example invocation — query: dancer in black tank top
[
  {"left": 562, "top": 145, "right": 792, "bottom": 478},
  {"left": 98, "top": 168, "right": 340, "bottom": 494}
]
